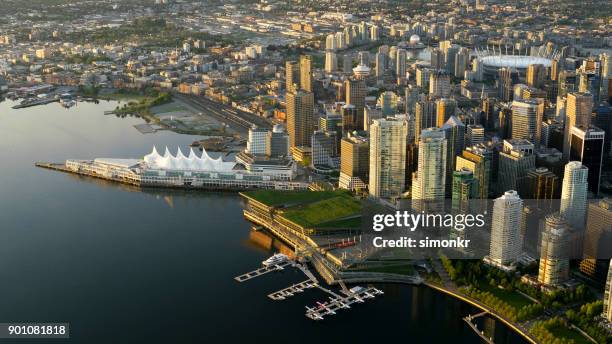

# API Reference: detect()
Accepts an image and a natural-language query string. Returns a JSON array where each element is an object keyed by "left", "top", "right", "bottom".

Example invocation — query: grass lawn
[
  {"left": 477, "top": 282, "right": 533, "bottom": 309},
  {"left": 549, "top": 326, "right": 591, "bottom": 344},
  {"left": 241, "top": 190, "right": 347, "bottom": 207},
  {"left": 282, "top": 194, "right": 362, "bottom": 228},
  {"left": 317, "top": 216, "right": 361, "bottom": 229}
]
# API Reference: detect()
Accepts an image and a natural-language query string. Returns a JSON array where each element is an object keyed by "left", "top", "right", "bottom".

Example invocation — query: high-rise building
[
  {"left": 442, "top": 116, "right": 465, "bottom": 195},
  {"left": 412, "top": 128, "right": 447, "bottom": 208},
  {"left": 342, "top": 54, "right": 352, "bottom": 74},
  {"left": 560, "top": 161, "right": 588, "bottom": 232},
  {"left": 430, "top": 48, "right": 444, "bottom": 70},
  {"left": 339, "top": 132, "right": 369, "bottom": 191},
  {"left": 538, "top": 213, "right": 571, "bottom": 287},
  {"left": 456, "top": 146, "right": 491, "bottom": 200},
  {"left": 375, "top": 52, "right": 385, "bottom": 78},
  {"left": 416, "top": 66, "right": 432, "bottom": 90},
  {"left": 415, "top": 99, "right": 436, "bottom": 143},
  {"left": 527, "top": 64, "right": 546, "bottom": 89},
  {"left": 579, "top": 199, "right": 612, "bottom": 284},
  {"left": 324, "top": 51, "right": 337, "bottom": 73},
  {"left": 369, "top": 117, "right": 408, "bottom": 198},
  {"left": 246, "top": 125, "right": 269, "bottom": 155},
  {"left": 311, "top": 130, "right": 338, "bottom": 168},
  {"left": 429, "top": 70, "right": 451, "bottom": 98},
  {"left": 498, "top": 139, "right": 536, "bottom": 193},
  {"left": 518, "top": 167, "right": 559, "bottom": 200},
  {"left": 454, "top": 47, "right": 469, "bottom": 79},
  {"left": 396, "top": 48, "right": 407, "bottom": 81},
  {"left": 435, "top": 98, "right": 457, "bottom": 127},
  {"left": 265, "top": 124, "right": 290, "bottom": 158},
  {"left": 378, "top": 91, "right": 399, "bottom": 116},
  {"left": 341, "top": 104, "right": 359, "bottom": 133},
  {"left": 486, "top": 190, "right": 523, "bottom": 269},
  {"left": 570, "top": 126, "right": 605, "bottom": 196},
  {"left": 498, "top": 67, "right": 515, "bottom": 102},
  {"left": 452, "top": 168, "right": 477, "bottom": 212},
  {"left": 285, "top": 60, "right": 300, "bottom": 93},
  {"left": 345, "top": 78, "right": 367, "bottom": 127},
  {"left": 466, "top": 124, "right": 485, "bottom": 147},
  {"left": 299, "top": 55, "right": 312, "bottom": 92},
  {"left": 604, "top": 260, "right": 612, "bottom": 322},
  {"left": 511, "top": 99, "right": 544, "bottom": 146},
  {"left": 286, "top": 90, "right": 314, "bottom": 148},
  {"left": 564, "top": 92, "right": 593, "bottom": 159}
]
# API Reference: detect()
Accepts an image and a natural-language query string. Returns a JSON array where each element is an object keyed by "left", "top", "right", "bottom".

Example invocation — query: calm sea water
[{"left": 0, "top": 98, "right": 526, "bottom": 343}]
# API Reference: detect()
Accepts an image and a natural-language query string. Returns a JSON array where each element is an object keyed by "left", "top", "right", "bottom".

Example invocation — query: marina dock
[
  {"left": 235, "top": 254, "right": 383, "bottom": 321},
  {"left": 234, "top": 261, "right": 292, "bottom": 282},
  {"left": 268, "top": 280, "right": 317, "bottom": 300}
]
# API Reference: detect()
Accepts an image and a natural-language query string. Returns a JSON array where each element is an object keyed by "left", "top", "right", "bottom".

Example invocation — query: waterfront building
[
  {"left": 412, "top": 128, "right": 447, "bottom": 210},
  {"left": 570, "top": 126, "right": 605, "bottom": 196},
  {"left": 246, "top": 125, "right": 269, "bottom": 156},
  {"left": 564, "top": 92, "right": 593, "bottom": 159},
  {"left": 560, "top": 161, "right": 588, "bottom": 233},
  {"left": 486, "top": 190, "right": 523, "bottom": 270},
  {"left": 286, "top": 90, "right": 314, "bottom": 148},
  {"left": 579, "top": 199, "right": 612, "bottom": 284},
  {"left": 369, "top": 117, "right": 408, "bottom": 199},
  {"left": 266, "top": 125, "right": 290, "bottom": 158},
  {"left": 339, "top": 132, "right": 369, "bottom": 191}
]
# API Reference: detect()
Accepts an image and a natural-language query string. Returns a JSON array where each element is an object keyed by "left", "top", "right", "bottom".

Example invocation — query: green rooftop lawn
[
  {"left": 477, "top": 282, "right": 533, "bottom": 310},
  {"left": 241, "top": 190, "right": 345, "bottom": 207},
  {"left": 281, "top": 194, "right": 362, "bottom": 228},
  {"left": 354, "top": 264, "right": 416, "bottom": 275},
  {"left": 317, "top": 216, "right": 362, "bottom": 229}
]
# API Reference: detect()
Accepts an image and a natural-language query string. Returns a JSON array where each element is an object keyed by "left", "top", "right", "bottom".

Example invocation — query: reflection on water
[{"left": 0, "top": 99, "right": 526, "bottom": 343}]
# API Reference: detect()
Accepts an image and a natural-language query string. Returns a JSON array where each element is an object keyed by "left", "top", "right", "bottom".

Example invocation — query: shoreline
[{"left": 424, "top": 282, "right": 539, "bottom": 344}]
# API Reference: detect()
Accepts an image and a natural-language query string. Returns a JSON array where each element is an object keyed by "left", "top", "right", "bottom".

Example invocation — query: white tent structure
[{"left": 143, "top": 146, "right": 235, "bottom": 172}]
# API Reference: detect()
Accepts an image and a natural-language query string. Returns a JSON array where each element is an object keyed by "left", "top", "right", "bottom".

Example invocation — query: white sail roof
[{"left": 143, "top": 146, "right": 235, "bottom": 172}]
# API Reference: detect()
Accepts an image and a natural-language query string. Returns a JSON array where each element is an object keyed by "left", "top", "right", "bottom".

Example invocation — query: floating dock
[
  {"left": 234, "top": 261, "right": 292, "bottom": 283},
  {"left": 268, "top": 280, "right": 317, "bottom": 300},
  {"left": 305, "top": 286, "right": 383, "bottom": 321},
  {"left": 235, "top": 255, "right": 383, "bottom": 321}
]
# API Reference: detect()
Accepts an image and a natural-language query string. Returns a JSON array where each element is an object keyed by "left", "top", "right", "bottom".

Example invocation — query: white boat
[{"left": 262, "top": 253, "right": 288, "bottom": 267}]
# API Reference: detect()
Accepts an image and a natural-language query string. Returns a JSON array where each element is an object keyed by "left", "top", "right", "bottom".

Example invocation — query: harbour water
[{"left": 0, "top": 99, "right": 526, "bottom": 343}]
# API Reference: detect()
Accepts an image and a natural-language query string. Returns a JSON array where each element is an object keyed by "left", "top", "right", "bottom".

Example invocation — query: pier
[
  {"left": 304, "top": 286, "right": 383, "bottom": 321},
  {"left": 235, "top": 254, "right": 383, "bottom": 321},
  {"left": 234, "top": 261, "right": 292, "bottom": 282},
  {"left": 463, "top": 311, "right": 494, "bottom": 344},
  {"left": 268, "top": 280, "right": 317, "bottom": 300}
]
